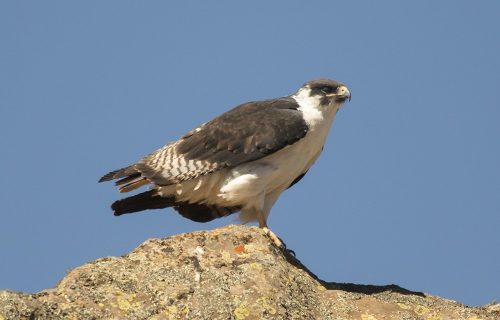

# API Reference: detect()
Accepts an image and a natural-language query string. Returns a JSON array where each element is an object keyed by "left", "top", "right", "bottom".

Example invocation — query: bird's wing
[{"left": 134, "top": 97, "right": 309, "bottom": 186}]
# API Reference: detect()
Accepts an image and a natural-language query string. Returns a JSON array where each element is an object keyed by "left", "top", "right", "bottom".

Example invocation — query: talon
[
  {"left": 278, "top": 237, "right": 296, "bottom": 256},
  {"left": 262, "top": 227, "right": 296, "bottom": 257}
]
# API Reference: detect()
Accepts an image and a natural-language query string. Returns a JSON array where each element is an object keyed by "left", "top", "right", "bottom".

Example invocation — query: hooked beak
[{"left": 334, "top": 85, "right": 351, "bottom": 102}]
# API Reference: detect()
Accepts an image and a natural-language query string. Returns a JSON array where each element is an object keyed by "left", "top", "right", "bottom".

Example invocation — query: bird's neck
[{"left": 292, "top": 91, "right": 340, "bottom": 131}]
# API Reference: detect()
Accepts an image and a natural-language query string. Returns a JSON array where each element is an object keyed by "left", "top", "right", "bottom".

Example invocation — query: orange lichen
[{"left": 234, "top": 245, "right": 245, "bottom": 254}]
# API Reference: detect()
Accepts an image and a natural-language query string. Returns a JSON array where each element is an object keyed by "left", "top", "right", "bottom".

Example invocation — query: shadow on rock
[{"left": 281, "top": 246, "right": 425, "bottom": 297}]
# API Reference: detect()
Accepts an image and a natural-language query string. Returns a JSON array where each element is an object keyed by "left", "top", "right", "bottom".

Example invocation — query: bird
[{"left": 99, "top": 79, "right": 351, "bottom": 246}]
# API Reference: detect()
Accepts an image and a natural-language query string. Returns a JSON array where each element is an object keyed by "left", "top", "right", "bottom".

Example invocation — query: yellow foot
[{"left": 262, "top": 227, "right": 283, "bottom": 248}]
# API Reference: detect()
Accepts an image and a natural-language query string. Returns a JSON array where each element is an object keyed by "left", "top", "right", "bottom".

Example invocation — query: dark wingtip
[
  {"left": 98, "top": 169, "right": 122, "bottom": 183},
  {"left": 99, "top": 166, "right": 139, "bottom": 183}
]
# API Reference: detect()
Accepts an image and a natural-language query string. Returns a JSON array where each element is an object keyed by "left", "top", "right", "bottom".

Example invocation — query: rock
[{"left": 0, "top": 225, "right": 497, "bottom": 319}]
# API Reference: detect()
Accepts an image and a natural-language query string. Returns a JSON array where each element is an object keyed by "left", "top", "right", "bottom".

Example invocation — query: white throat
[{"left": 292, "top": 88, "right": 339, "bottom": 130}]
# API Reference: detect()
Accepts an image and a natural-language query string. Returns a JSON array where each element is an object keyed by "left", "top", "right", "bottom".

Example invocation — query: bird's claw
[
  {"left": 262, "top": 227, "right": 282, "bottom": 247},
  {"left": 262, "top": 227, "right": 296, "bottom": 256}
]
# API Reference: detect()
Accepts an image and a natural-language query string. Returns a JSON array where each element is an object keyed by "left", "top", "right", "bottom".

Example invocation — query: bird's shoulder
[
  {"left": 181, "top": 97, "right": 302, "bottom": 138},
  {"left": 177, "top": 97, "right": 308, "bottom": 159}
]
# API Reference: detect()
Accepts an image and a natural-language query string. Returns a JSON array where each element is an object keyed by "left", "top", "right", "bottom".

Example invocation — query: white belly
[{"left": 220, "top": 130, "right": 326, "bottom": 202}]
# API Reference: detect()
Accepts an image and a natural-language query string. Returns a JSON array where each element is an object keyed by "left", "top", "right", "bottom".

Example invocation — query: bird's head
[{"left": 296, "top": 79, "right": 351, "bottom": 107}]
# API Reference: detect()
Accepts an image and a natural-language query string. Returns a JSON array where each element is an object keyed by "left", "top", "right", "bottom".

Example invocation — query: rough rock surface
[{"left": 0, "top": 225, "right": 498, "bottom": 319}]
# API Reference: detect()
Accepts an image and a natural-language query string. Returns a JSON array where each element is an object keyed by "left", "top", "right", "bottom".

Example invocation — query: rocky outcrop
[{"left": 0, "top": 225, "right": 498, "bottom": 319}]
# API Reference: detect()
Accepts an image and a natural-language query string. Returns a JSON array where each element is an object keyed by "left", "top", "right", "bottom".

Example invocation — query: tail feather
[
  {"left": 115, "top": 173, "right": 142, "bottom": 186},
  {"left": 110, "top": 189, "right": 241, "bottom": 222},
  {"left": 118, "top": 177, "right": 150, "bottom": 193},
  {"left": 112, "top": 190, "right": 175, "bottom": 216},
  {"left": 99, "top": 166, "right": 138, "bottom": 183}
]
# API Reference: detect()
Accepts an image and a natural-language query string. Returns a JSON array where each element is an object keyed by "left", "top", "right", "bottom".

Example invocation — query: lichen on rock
[{"left": 0, "top": 225, "right": 498, "bottom": 319}]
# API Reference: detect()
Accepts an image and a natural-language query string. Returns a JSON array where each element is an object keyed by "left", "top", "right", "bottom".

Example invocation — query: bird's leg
[
  {"left": 258, "top": 214, "right": 283, "bottom": 248},
  {"left": 257, "top": 207, "right": 295, "bottom": 255},
  {"left": 260, "top": 226, "right": 296, "bottom": 256},
  {"left": 261, "top": 226, "right": 283, "bottom": 248}
]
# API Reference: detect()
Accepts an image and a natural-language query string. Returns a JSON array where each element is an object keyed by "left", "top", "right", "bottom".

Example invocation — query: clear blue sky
[{"left": 1, "top": 1, "right": 499, "bottom": 307}]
